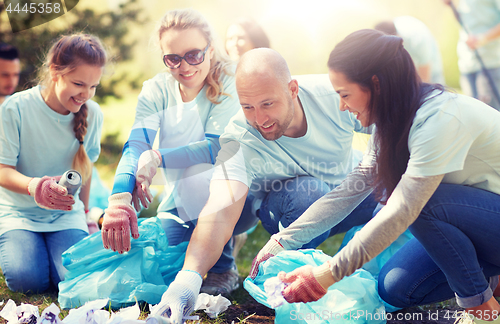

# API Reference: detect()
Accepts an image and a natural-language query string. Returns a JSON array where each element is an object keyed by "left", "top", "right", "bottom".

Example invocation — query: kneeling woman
[{"left": 251, "top": 29, "right": 500, "bottom": 323}]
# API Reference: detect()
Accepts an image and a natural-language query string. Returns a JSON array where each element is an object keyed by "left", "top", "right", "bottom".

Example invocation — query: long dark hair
[{"left": 328, "top": 29, "right": 444, "bottom": 201}]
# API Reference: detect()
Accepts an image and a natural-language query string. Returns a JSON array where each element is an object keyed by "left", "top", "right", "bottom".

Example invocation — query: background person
[
  {"left": 375, "top": 16, "right": 445, "bottom": 84},
  {"left": 251, "top": 29, "right": 500, "bottom": 323},
  {"left": 225, "top": 17, "right": 272, "bottom": 259},
  {"left": 225, "top": 17, "right": 270, "bottom": 62},
  {"left": 0, "top": 43, "right": 21, "bottom": 105},
  {"left": 149, "top": 48, "right": 378, "bottom": 324},
  {"left": 100, "top": 8, "right": 243, "bottom": 296},
  {"left": 443, "top": 0, "right": 500, "bottom": 110},
  {"left": 0, "top": 34, "right": 106, "bottom": 293}
]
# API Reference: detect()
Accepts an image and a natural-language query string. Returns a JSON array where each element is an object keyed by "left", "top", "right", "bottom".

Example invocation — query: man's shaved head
[
  {"left": 235, "top": 48, "right": 291, "bottom": 89},
  {"left": 234, "top": 48, "right": 304, "bottom": 141}
]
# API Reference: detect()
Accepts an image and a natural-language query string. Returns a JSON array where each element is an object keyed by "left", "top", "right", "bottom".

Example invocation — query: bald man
[
  {"left": 150, "top": 49, "right": 377, "bottom": 324},
  {"left": 0, "top": 44, "right": 20, "bottom": 105}
]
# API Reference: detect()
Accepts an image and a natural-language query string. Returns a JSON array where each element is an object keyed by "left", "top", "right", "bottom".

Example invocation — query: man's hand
[
  {"left": 28, "top": 176, "right": 75, "bottom": 210},
  {"left": 149, "top": 270, "right": 203, "bottom": 324},
  {"left": 135, "top": 150, "right": 162, "bottom": 210},
  {"left": 102, "top": 192, "right": 139, "bottom": 253},
  {"left": 249, "top": 237, "right": 285, "bottom": 279},
  {"left": 279, "top": 262, "right": 335, "bottom": 303}
]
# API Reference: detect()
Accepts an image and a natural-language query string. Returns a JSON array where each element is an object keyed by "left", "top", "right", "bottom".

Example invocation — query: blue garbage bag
[
  {"left": 88, "top": 167, "right": 111, "bottom": 210},
  {"left": 339, "top": 225, "right": 414, "bottom": 313},
  {"left": 244, "top": 250, "right": 387, "bottom": 324},
  {"left": 58, "top": 217, "right": 187, "bottom": 309}
]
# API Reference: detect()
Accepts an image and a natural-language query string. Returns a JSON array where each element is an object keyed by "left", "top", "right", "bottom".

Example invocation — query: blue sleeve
[
  {"left": 112, "top": 128, "right": 157, "bottom": 194},
  {"left": 111, "top": 130, "right": 221, "bottom": 194},
  {"left": 112, "top": 75, "right": 165, "bottom": 195},
  {"left": 158, "top": 134, "right": 221, "bottom": 168}
]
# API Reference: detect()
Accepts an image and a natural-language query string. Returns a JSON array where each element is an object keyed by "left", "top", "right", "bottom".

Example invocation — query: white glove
[
  {"left": 149, "top": 270, "right": 202, "bottom": 324},
  {"left": 249, "top": 236, "right": 286, "bottom": 279},
  {"left": 135, "top": 150, "right": 162, "bottom": 210}
]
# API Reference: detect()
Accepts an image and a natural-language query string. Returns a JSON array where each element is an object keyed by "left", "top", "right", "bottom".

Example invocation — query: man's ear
[
  {"left": 372, "top": 75, "right": 380, "bottom": 94},
  {"left": 289, "top": 79, "right": 299, "bottom": 99}
]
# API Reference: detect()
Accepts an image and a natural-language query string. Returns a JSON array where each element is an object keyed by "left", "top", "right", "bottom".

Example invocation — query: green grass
[{"left": 0, "top": 220, "right": 347, "bottom": 322}]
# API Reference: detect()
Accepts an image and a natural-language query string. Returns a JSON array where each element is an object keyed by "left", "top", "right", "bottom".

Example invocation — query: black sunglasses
[{"left": 163, "top": 43, "right": 211, "bottom": 69}]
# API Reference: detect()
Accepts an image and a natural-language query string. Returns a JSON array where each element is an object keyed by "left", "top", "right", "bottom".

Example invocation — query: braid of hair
[{"left": 72, "top": 103, "right": 92, "bottom": 183}]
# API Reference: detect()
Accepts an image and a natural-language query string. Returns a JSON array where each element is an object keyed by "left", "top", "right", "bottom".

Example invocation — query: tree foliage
[{"left": 0, "top": 0, "right": 146, "bottom": 102}]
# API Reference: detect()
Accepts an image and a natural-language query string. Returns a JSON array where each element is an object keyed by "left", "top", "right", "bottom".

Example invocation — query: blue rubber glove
[{"left": 148, "top": 270, "right": 203, "bottom": 324}]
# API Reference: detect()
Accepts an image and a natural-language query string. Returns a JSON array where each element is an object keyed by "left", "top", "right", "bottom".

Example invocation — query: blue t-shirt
[
  {"left": 0, "top": 86, "right": 103, "bottom": 235},
  {"left": 212, "top": 74, "right": 363, "bottom": 200}
]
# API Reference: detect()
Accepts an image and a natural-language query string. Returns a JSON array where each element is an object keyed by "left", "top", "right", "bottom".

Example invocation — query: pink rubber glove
[
  {"left": 135, "top": 150, "right": 162, "bottom": 210},
  {"left": 101, "top": 192, "right": 140, "bottom": 253},
  {"left": 131, "top": 186, "right": 142, "bottom": 213},
  {"left": 28, "top": 176, "right": 75, "bottom": 210},
  {"left": 279, "top": 265, "right": 330, "bottom": 303},
  {"left": 249, "top": 237, "right": 285, "bottom": 279}
]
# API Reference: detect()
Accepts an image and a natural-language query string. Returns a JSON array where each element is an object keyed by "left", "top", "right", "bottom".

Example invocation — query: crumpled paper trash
[
  {"left": 194, "top": 293, "right": 231, "bottom": 319},
  {"left": 62, "top": 299, "right": 110, "bottom": 324},
  {"left": 0, "top": 299, "right": 39, "bottom": 324},
  {"left": 147, "top": 292, "right": 230, "bottom": 322},
  {"left": 0, "top": 299, "right": 142, "bottom": 324},
  {"left": 263, "top": 276, "right": 287, "bottom": 308},
  {"left": 40, "top": 304, "right": 63, "bottom": 324}
]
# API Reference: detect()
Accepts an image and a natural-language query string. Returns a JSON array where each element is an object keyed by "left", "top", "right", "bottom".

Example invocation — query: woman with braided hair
[{"left": 0, "top": 33, "right": 106, "bottom": 293}]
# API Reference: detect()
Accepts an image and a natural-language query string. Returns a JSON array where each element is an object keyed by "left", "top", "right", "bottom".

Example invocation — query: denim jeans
[
  {"left": 158, "top": 163, "right": 259, "bottom": 273},
  {"left": 379, "top": 184, "right": 500, "bottom": 308},
  {"left": 461, "top": 67, "right": 500, "bottom": 111},
  {"left": 0, "top": 229, "right": 88, "bottom": 293},
  {"left": 258, "top": 176, "right": 378, "bottom": 248}
]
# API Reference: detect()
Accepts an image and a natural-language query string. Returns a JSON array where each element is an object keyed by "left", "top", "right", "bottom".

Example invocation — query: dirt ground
[
  {"left": 198, "top": 292, "right": 462, "bottom": 323},
  {"left": 218, "top": 304, "right": 463, "bottom": 323}
]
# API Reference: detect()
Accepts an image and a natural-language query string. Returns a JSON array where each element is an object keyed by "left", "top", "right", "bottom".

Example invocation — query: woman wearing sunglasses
[
  {"left": 251, "top": 29, "right": 500, "bottom": 323},
  {"left": 101, "top": 8, "right": 243, "bottom": 294}
]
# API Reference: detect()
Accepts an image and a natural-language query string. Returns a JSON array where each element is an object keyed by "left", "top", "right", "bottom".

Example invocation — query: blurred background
[{"left": 0, "top": 0, "right": 460, "bottom": 185}]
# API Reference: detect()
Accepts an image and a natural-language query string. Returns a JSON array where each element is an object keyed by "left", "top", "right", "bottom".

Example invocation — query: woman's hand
[
  {"left": 28, "top": 176, "right": 75, "bottom": 210},
  {"left": 134, "top": 150, "right": 162, "bottom": 210},
  {"left": 102, "top": 192, "right": 139, "bottom": 253},
  {"left": 249, "top": 237, "right": 285, "bottom": 279},
  {"left": 279, "top": 262, "right": 335, "bottom": 303}
]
